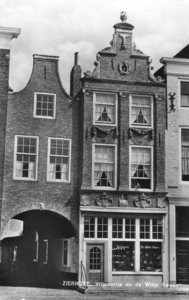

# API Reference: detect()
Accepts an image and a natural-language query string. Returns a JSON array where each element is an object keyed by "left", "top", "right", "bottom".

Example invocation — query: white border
[
  {"left": 33, "top": 92, "right": 56, "bottom": 119},
  {"left": 129, "top": 94, "right": 153, "bottom": 129},
  {"left": 129, "top": 145, "right": 153, "bottom": 191},
  {"left": 47, "top": 137, "right": 71, "bottom": 183},
  {"left": 13, "top": 135, "right": 39, "bottom": 181},
  {"left": 93, "top": 92, "right": 118, "bottom": 127},
  {"left": 92, "top": 143, "right": 117, "bottom": 190}
]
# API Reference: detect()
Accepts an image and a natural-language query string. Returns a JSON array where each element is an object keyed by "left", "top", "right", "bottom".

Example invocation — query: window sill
[
  {"left": 130, "top": 188, "right": 153, "bottom": 192},
  {"left": 130, "top": 125, "right": 153, "bottom": 129},
  {"left": 33, "top": 116, "right": 55, "bottom": 119},
  {"left": 92, "top": 187, "right": 116, "bottom": 190},
  {"left": 47, "top": 179, "right": 70, "bottom": 183},
  {"left": 112, "top": 271, "right": 163, "bottom": 275},
  {"left": 13, "top": 177, "right": 37, "bottom": 181},
  {"left": 93, "top": 122, "right": 117, "bottom": 127}
]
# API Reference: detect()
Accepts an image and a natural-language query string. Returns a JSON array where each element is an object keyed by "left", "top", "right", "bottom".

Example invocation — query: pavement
[{"left": 0, "top": 286, "right": 189, "bottom": 300}]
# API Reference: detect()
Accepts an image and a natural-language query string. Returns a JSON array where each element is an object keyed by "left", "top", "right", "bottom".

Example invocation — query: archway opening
[{"left": 0, "top": 210, "right": 78, "bottom": 288}]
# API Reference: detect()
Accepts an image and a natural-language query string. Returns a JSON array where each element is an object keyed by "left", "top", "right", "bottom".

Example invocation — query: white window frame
[
  {"left": 13, "top": 135, "right": 39, "bottom": 181},
  {"left": 43, "top": 239, "right": 48, "bottom": 264},
  {"left": 47, "top": 138, "right": 71, "bottom": 183},
  {"left": 62, "top": 239, "right": 70, "bottom": 267},
  {"left": 93, "top": 92, "right": 118, "bottom": 126},
  {"left": 33, "top": 231, "right": 39, "bottom": 262},
  {"left": 130, "top": 94, "right": 153, "bottom": 129},
  {"left": 179, "top": 127, "right": 189, "bottom": 184},
  {"left": 34, "top": 92, "right": 56, "bottom": 119},
  {"left": 92, "top": 143, "right": 117, "bottom": 190},
  {"left": 129, "top": 145, "right": 153, "bottom": 191},
  {"left": 84, "top": 217, "right": 109, "bottom": 239},
  {"left": 179, "top": 79, "right": 189, "bottom": 109}
]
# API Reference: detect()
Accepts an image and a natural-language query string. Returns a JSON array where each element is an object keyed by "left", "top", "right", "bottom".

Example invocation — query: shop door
[
  {"left": 86, "top": 244, "right": 104, "bottom": 285},
  {"left": 176, "top": 241, "right": 189, "bottom": 284}
]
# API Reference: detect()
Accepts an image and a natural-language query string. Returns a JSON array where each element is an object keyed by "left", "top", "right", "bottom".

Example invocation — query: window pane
[
  {"left": 176, "top": 207, "right": 189, "bottom": 237},
  {"left": 95, "top": 93, "right": 116, "bottom": 124},
  {"left": 36, "top": 94, "right": 54, "bottom": 117},
  {"left": 131, "top": 96, "right": 151, "bottom": 126},
  {"left": 112, "top": 218, "right": 123, "bottom": 238},
  {"left": 140, "top": 242, "right": 162, "bottom": 272},
  {"left": 94, "top": 146, "right": 115, "bottom": 187},
  {"left": 125, "top": 219, "right": 135, "bottom": 238},
  {"left": 131, "top": 148, "right": 151, "bottom": 189},
  {"left": 84, "top": 217, "right": 95, "bottom": 238},
  {"left": 140, "top": 219, "right": 150, "bottom": 239},
  {"left": 182, "top": 129, "right": 189, "bottom": 181},
  {"left": 152, "top": 219, "right": 163, "bottom": 239},
  {"left": 112, "top": 241, "right": 134, "bottom": 271},
  {"left": 97, "top": 218, "right": 108, "bottom": 238}
]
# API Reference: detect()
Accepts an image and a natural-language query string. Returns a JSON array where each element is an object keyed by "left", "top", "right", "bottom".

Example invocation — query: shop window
[
  {"left": 181, "top": 82, "right": 189, "bottom": 107},
  {"left": 112, "top": 218, "right": 123, "bottom": 238},
  {"left": 34, "top": 93, "right": 56, "bottom": 118},
  {"left": 94, "top": 93, "right": 117, "bottom": 125},
  {"left": 131, "top": 147, "right": 152, "bottom": 190},
  {"left": 43, "top": 240, "right": 48, "bottom": 264},
  {"left": 47, "top": 138, "right": 71, "bottom": 182},
  {"left": 112, "top": 217, "right": 162, "bottom": 273},
  {"left": 176, "top": 207, "right": 189, "bottom": 237},
  {"left": 140, "top": 242, "right": 162, "bottom": 272},
  {"left": 131, "top": 95, "right": 153, "bottom": 127},
  {"left": 181, "top": 129, "right": 189, "bottom": 181},
  {"left": 97, "top": 218, "right": 108, "bottom": 238},
  {"left": 112, "top": 241, "right": 135, "bottom": 271},
  {"left": 14, "top": 136, "right": 39, "bottom": 180},
  {"left": 84, "top": 217, "right": 95, "bottom": 238},
  {"left": 93, "top": 144, "right": 116, "bottom": 189}
]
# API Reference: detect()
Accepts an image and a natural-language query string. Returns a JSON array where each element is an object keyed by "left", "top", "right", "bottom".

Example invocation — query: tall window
[
  {"left": 94, "top": 93, "right": 117, "bottom": 125},
  {"left": 34, "top": 93, "right": 56, "bottom": 118},
  {"left": 131, "top": 95, "right": 152, "bottom": 127},
  {"left": 93, "top": 145, "right": 116, "bottom": 188},
  {"left": 181, "top": 82, "right": 189, "bottom": 107},
  {"left": 47, "top": 138, "right": 71, "bottom": 182},
  {"left": 182, "top": 129, "right": 189, "bottom": 181},
  {"left": 42, "top": 240, "right": 48, "bottom": 264},
  {"left": 62, "top": 240, "right": 68, "bottom": 266},
  {"left": 14, "top": 136, "right": 38, "bottom": 180},
  {"left": 131, "top": 147, "right": 152, "bottom": 190},
  {"left": 33, "top": 232, "right": 39, "bottom": 261}
]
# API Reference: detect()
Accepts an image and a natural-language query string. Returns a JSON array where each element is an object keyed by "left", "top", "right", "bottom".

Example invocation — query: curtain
[
  {"left": 16, "top": 162, "right": 22, "bottom": 177},
  {"left": 181, "top": 95, "right": 189, "bottom": 107},
  {"left": 61, "top": 164, "right": 68, "bottom": 180},
  {"left": 28, "top": 162, "right": 35, "bottom": 179},
  {"left": 49, "top": 164, "right": 56, "bottom": 179}
]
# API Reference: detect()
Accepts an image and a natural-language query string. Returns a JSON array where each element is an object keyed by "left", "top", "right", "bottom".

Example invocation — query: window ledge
[
  {"left": 112, "top": 271, "right": 163, "bottom": 275},
  {"left": 33, "top": 116, "right": 55, "bottom": 119},
  {"left": 47, "top": 179, "right": 70, "bottom": 183},
  {"left": 13, "top": 177, "right": 37, "bottom": 181}
]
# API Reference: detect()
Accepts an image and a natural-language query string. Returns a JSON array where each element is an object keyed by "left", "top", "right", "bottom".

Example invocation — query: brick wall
[{"left": 1, "top": 55, "right": 80, "bottom": 236}]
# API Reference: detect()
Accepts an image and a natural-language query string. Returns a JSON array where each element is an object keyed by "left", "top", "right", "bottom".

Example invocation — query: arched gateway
[{"left": 0, "top": 207, "right": 78, "bottom": 288}]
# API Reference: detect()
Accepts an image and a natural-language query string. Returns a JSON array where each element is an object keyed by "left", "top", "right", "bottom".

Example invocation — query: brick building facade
[
  {"left": 0, "top": 31, "right": 80, "bottom": 287},
  {"left": 78, "top": 14, "right": 168, "bottom": 288}
]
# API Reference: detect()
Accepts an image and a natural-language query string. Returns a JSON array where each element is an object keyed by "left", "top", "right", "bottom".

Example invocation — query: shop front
[{"left": 79, "top": 200, "right": 169, "bottom": 289}]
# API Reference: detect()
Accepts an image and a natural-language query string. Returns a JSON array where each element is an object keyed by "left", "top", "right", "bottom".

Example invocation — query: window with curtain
[
  {"left": 131, "top": 95, "right": 152, "bottom": 126},
  {"left": 182, "top": 129, "right": 189, "bottom": 181},
  {"left": 48, "top": 138, "right": 71, "bottom": 182},
  {"left": 131, "top": 147, "right": 152, "bottom": 190},
  {"left": 181, "top": 82, "right": 189, "bottom": 107},
  {"left": 34, "top": 93, "right": 56, "bottom": 118},
  {"left": 14, "top": 136, "right": 38, "bottom": 180},
  {"left": 94, "top": 145, "right": 116, "bottom": 188},
  {"left": 94, "top": 93, "right": 116, "bottom": 125}
]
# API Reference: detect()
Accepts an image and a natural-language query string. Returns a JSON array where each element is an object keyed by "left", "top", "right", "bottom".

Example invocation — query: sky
[{"left": 1, "top": 0, "right": 189, "bottom": 94}]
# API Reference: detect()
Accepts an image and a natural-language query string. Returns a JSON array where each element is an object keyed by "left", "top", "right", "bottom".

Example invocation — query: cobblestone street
[{"left": 0, "top": 287, "right": 189, "bottom": 300}]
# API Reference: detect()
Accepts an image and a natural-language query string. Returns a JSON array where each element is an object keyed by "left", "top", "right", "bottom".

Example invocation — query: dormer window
[
  {"left": 131, "top": 95, "right": 153, "bottom": 128},
  {"left": 34, "top": 93, "right": 56, "bottom": 119},
  {"left": 93, "top": 93, "right": 117, "bottom": 126}
]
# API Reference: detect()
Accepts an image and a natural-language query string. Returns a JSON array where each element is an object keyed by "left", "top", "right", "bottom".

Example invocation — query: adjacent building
[{"left": 156, "top": 45, "right": 189, "bottom": 286}]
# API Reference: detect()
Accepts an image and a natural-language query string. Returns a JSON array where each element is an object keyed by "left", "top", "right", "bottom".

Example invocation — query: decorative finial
[{"left": 120, "top": 11, "right": 127, "bottom": 22}]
